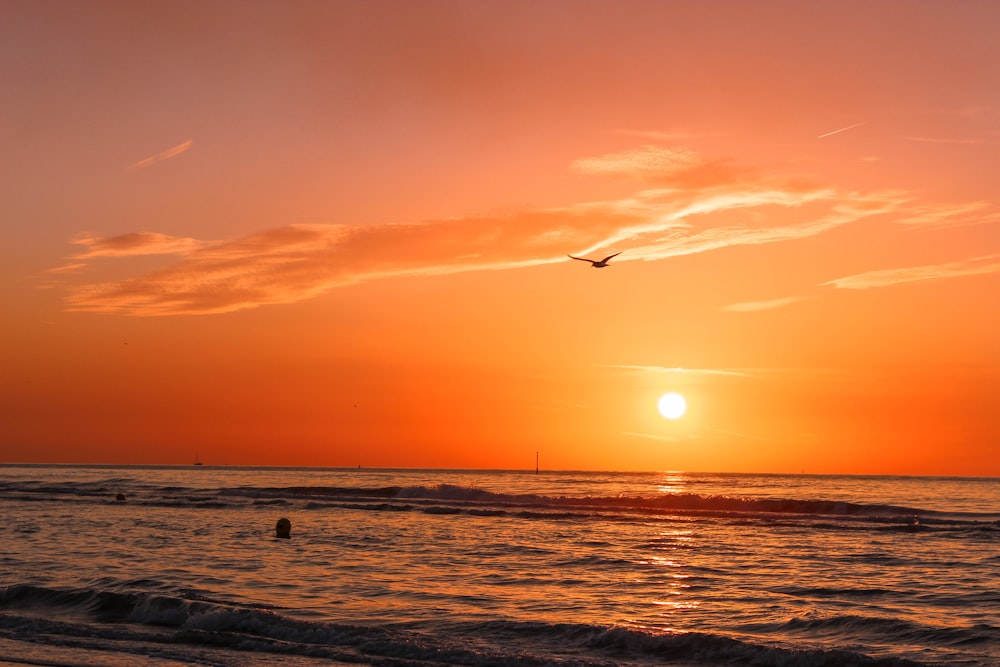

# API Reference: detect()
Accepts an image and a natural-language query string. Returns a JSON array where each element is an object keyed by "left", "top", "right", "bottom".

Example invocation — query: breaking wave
[{"left": 0, "top": 584, "right": 936, "bottom": 667}]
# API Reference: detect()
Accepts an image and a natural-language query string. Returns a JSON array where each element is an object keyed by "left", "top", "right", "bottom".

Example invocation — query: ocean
[{"left": 0, "top": 466, "right": 997, "bottom": 667}]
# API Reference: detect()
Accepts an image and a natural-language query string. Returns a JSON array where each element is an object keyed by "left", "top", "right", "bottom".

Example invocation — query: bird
[{"left": 567, "top": 251, "right": 621, "bottom": 268}]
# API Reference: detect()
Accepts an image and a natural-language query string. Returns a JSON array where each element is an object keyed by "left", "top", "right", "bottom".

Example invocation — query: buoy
[
  {"left": 115, "top": 493, "right": 126, "bottom": 502},
  {"left": 275, "top": 518, "right": 291, "bottom": 539}
]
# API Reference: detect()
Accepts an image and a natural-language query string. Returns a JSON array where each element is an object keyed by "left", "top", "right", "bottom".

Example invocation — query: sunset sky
[{"left": 3, "top": 1, "right": 998, "bottom": 474}]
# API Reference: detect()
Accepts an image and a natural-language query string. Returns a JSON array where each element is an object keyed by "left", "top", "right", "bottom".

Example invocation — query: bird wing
[
  {"left": 600, "top": 252, "right": 622, "bottom": 263},
  {"left": 567, "top": 255, "right": 594, "bottom": 263}
]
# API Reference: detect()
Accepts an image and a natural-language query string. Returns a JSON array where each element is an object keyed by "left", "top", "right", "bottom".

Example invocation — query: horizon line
[{"left": 0, "top": 461, "right": 994, "bottom": 479}]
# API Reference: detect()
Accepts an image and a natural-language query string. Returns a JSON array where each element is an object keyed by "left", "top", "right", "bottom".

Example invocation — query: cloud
[
  {"left": 571, "top": 145, "right": 702, "bottom": 179},
  {"left": 903, "top": 136, "right": 980, "bottom": 145},
  {"left": 43, "top": 232, "right": 209, "bottom": 279},
  {"left": 603, "top": 365, "right": 754, "bottom": 378},
  {"left": 613, "top": 188, "right": 904, "bottom": 264},
  {"left": 894, "top": 201, "right": 1000, "bottom": 228},
  {"left": 45, "top": 262, "right": 88, "bottom": 275},
  {"left": 55, "top": 145, "right": 990, "bottom": 316},
  {"left": 817, "top": 121, "right": 865, "bottom": 139},
  {"left": 72, "top": 232, "right": 207, "bottom": 258},
  {"left": 724, "top": 297, "right": 805, "bottom": 313},
  {"left": 822, "top": 255, "right": 1000, "bottom": 290},
  {"left": 128, "top": 140, "right": 193, "bottom": 170},
  {"left": 571, "top": 145, "right": 758, "bottom": 190}
]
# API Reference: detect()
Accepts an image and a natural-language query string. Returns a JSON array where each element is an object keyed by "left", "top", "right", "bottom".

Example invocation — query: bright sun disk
[{"left": 658, "top": 392, "right": 687, "bottom": 420}]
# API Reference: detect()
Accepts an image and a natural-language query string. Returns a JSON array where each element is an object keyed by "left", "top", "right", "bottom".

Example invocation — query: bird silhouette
[{"left": 567, "top": 251, "right": 621, "bottom": 268}]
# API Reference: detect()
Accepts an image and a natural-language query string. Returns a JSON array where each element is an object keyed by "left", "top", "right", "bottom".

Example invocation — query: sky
[{"left": 2, "top": 0, "right": 998, "bottom": 474}]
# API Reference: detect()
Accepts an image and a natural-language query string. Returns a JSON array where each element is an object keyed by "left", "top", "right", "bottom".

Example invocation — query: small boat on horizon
[{"left": 194, "top": 452, "right": 203, "bottom": 466}]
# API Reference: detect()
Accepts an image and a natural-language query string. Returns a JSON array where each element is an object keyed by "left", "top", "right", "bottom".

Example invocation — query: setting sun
[{"left": 658, "top": 393, "right": 687, "bottom": 420}]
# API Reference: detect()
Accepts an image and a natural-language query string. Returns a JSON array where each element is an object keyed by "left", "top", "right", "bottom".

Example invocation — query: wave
[
  {"left": 226, "top": 483, "right": 998, "bottom": 528},
  {"left": 775, "top": 614, "right": 998, "bottom": 648},
  {"left": 5, "top": 477, "right": 998, "bottom": 529},
  {"left": 0, "top": 584, "right": 937, "bottom": 667}
]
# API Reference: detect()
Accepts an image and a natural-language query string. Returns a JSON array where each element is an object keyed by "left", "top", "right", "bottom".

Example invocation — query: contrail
[
  {"left": 129, "top": 140, "right": 194, "bottom": 170},
  {"left": 817, "top": 122, "right": 865, "bottom": 139}
]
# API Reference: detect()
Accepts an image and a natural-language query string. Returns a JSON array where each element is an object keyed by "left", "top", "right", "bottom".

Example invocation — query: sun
[{"left": 657, "top": 392, "right": 687, "bottom": 420}]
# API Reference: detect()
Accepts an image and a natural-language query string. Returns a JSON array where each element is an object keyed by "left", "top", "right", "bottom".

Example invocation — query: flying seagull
[{"left": 567, "top": 251, "right": 621, "bottom": 268}]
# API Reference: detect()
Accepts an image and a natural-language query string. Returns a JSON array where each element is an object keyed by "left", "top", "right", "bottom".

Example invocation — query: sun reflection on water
[{"left": 657, "top": 472, "right": 688, "bottom": 496}]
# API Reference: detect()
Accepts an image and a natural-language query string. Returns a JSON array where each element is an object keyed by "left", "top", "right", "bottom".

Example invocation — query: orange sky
[{"left": 2, "top": 1, "right": 998, "bottom": 474}]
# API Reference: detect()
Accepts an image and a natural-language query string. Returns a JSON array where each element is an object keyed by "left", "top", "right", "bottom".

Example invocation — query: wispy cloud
[
  {"left": 603, "top": 365, "right": 754, "bottom": 378},
  {"left": 72, "top": 232, "right": 207, "bottom": 258},
  {"left": 571, "top": 145, "right": 702, "bottom": 179},
  {"left": 53, "top": 145, "right": 992, "bottom": 316},
  {"left": 724, "top": 296, "right": 804, "bottom": 313},
  {"left": 128, "top": 140, "right": 193, "bottom": 171},
  {"left": 572, "top": 145, "right": 760, "bottom": 191},
  {"left": 903, "top": 136, "right": 980, "bottom": 145},
  {"left": 43, "top": 232, "right": 209, "bottom": 279},
  {"left": 817, "top": 121, "right": 865, "bottom": 139},
  {"left": 822, "top": 255, "right": 1000, "bottom": 290},
  {"left": 615, "top": 189, "right": 904, "bottom": 263},
  {"left": 894, "top": 201, "right": 1000, "bottom": 228}
]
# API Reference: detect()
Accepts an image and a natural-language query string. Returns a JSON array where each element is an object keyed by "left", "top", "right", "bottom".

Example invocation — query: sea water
[{"left": 1, "top": 465, "right": 997, "bottom": 666}]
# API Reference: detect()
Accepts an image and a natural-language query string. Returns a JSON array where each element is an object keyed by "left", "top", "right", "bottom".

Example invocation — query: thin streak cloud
[
  {"left": 822, "top": 255, "right": 1000, "bottom": 290},
  {"left": 903, "top": 136, "right": 980, "bottom": 145},
  {"left": 895, "top": 201, "right": 1000, "bottom": 228},
  {"left": 128, "top": 140, "right": 193, "bottom": 170},
  {"left": 817, "top": 122, "right": 865, "bottom": 139},
  {"left": 604, "top": 365, "right": 754, "bottom": 378}
]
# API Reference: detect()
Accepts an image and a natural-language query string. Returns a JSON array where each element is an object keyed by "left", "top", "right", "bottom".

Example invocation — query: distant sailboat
[{"left": 194, "top": 452, "right": 203, "bottom": 466}]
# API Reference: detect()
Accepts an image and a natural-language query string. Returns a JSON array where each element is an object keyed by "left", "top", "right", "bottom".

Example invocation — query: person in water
[{"left": 275, "top": 518, "right": 291, "bottom": 539}]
